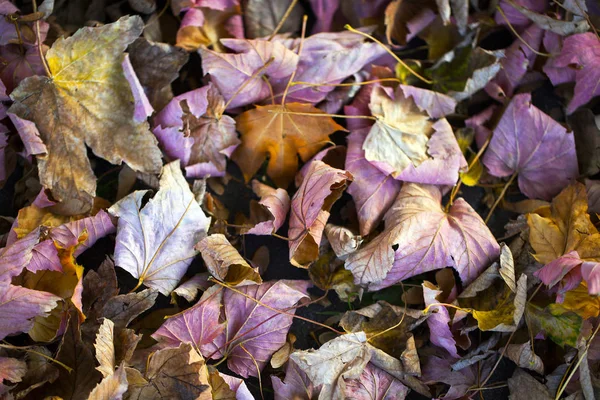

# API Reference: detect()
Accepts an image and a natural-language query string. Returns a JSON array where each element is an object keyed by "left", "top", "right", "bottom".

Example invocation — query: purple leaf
[
  {"left": 542, "top": 31, "right": 575, "bottom": 86},
  {"left": 308, "top": 0, "right": 340, "bottom": 34},
  {"left": 482, "top": 93, "right": 578, "bottom": 200},
  {"left": 535, "top": 250, "right": 583, "bottom": 289},
  {"left": 345, "top": 183, "right": 500, "bottom": 290},
  {"left": 485, "top": 24, "right": 544, "bottom": 100},
  {"left": 49, "top": 210, "right": 116, "bottom": 257},
  {"left": 423, "top": 282, "right": 459, "bottom": 358},
  {"left": 346, "top": 128, "right": 401, "bottom": 236},
  {"left": 218, "top": 372, "right": 254, "bottom": 400},
  {"left": 271, "top": 31, "right": 387, "bottom": 104},
  {"left": 272, "top": 359, "right": 320, "bottom": 400},
  {"left": 244, "top": 180, "right": 290, "bottom": 235},
  {"left": 153, "top": 83, "right": 240, "bottom": 178},
  {"left": 545, "top": 32, "right": 600, "bottom": 114},
  {"left": 28, "top": 240, "right": 62, "bottom": 274},
  {"left": 0, "top": 228, "right": 40, "bottom": 282},
  {"left": 109, "top": 161, "right": 211, "bottom": 295},
  {"left": 122, "top": 54, "right": 154, "bottom": 123},
  {"left": 152, "top": 285, "right": 226, "bottom": 359},
  {"left": 220, "top": 280, "right": 310, "bottom": 377},
  {"left": 339, "top": 362, "right": 410, "bottom": 400},
  {"left": 399, "top": 85, "right": 457, "bottom": 119},
  {"left": 0, "top": 282, "right": 61, "bottom": 340},
  {"left": 495, "top": 0, "right": 547, "bottom": 28},
  {"left": 289, "top": 160, "right": 353, "bottom": 268},
  {"left": 8, "top": 112, "right": 47, "bottom": 157},
  {"left": 200, "top": 39, "right": 299, "bottom": 109},
  {"left": 0, "top": 44, "right": 45, "bottom": 93}
]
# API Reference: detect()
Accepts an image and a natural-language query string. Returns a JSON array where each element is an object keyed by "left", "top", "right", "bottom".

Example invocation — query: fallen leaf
[
  {"left": 152, "top": 285, "right": 226, "bottom": 360},
  {"left": 125, "top": 342, "right": 211, "bottom": 400},
  {"left": 507, "top": 368, "right": 552, "bottom": 400},
  {"left": 385, "top": 0, "right": 435, "bottom": 45},
  {"left": 271, "top": 359, "right": 320, "bottom": 400},
  {"left": 87, "top": 365, "right": 128, "bottom": 400},
  {"left": 568, "top": 109, "right": 600, "bottom": 177},
  {"left": 345, "top": 183, "right": 500, "bottom": 290},
  {"left": 171, "top": 273, "right": 211, "bottom": 302},
  {"left": 9, "top": 16, "right": 162, "bottom": 210},
  {"left": 177, "top": 6, "right": 243, "bottom": 52},
  {"left": 511, "top": 2, "right": 589, "bottom": 35},
  {"left": 95, "top": 319, "right": 116, "bottom": 378},
  {"left": 242, "top": 180, "right": 290, "bottom": 235},
  {"left": 423, "top": 281, "right": 459, "bottom": 358},
  {"left": 195, "top": 234, "right": 262, "bottom": 286},
  {"left": 0, "top": 357, "right": 27, "bottom": 392},
  {"left": 506, "top": 341, "right": 544, "bottom": 374},
  {"left": 482, "top": 93, "right": 578, "bottom": 200},
  {"left": 233, "top": 103, "right": 344, "bottom": 188},
  {"left": 102, "top": 289, "right": 158, "bottom": 330},
  {"left": 562, "top": 282, "right": 600, "bottom": 319},
  {"left": 524, "top": 303, "right": 582, "bottom": 347},
  {"left": 243, "top": 0, "right": 303, "bottom": 38},
  {"left": 289, "top": 160, "right": 353, "bottom": 268},
  {"left": 0, "top": 227, "right": 40, "bottom": 282},
  {"left": 152, "top": 83, "right": 239, "bottom": 178},
  {"left": 109, "top": 161, "right": 211, "bottom": 295},
  {"left": 338, "top": 362, "right": 410, "bottom": 400},
  {"left": 200, "top": 38, "right": 299, "bottom": 109}
]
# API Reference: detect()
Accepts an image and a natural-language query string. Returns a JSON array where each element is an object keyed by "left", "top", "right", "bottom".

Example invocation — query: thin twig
[
  {"left": 267, "top": 0, "right": 299, "bottom": 40},
  {"left": 484, "top": 172, "right": 518, "bottom": 224},
  {"left": 31, "top": 0, "right": 51, "bottom": 77}
]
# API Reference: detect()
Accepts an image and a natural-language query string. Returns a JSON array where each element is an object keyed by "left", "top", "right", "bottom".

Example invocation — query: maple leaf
[
  {"left": 109, "top": 161, "right": 210, "bottom": 295},
  {"left": 153, "top": 83, "right": 240, "bottom": 178},
  {"left": 195, "top": 234, "right": 262, "bottom": 286},
  {"left": 241, "top": 180, "right": 290, "bottom": 235},
  {"left": 345, "top": 183, "right": 500, "bottom": 290},
  {"left": 232, "top": 103, "right": 344, "bottom": 187},
  {"left": 546, "top": 33, "right": 600, "bottom": 114},
  {"left": 9, "top": 16, "right": 162, "bottom": 210},
  {"left": 200, "top": 39, "right": 299, "bottom": 109},
  {"left": 125, "top": 343, "right": 211, "bottom": 400},
  {"left": 482, "top": 93, "right": 578, "bottom": 200},
  {"left": 289, "top": 160, "right": 353, "bottom": 268},
  {"left": 271, "top": 359, "right": 320, "bottom": 400}
]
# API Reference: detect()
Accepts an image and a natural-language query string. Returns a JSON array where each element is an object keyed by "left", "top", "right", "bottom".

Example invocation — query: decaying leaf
[
  {"left": 241, "top": 180, "right": 290, "bottom": 235},
  {"left": 9, "top": 16, "right": 162, "bottom": 211},
  {"left": 289, "top": 161, "right": 353, "bottom": 268},
  {"left": 525, "top": 303, "right": 582, "bottom": 347},
  {"left": 195, "top": 234, "right": 262, "bottom": 286}
]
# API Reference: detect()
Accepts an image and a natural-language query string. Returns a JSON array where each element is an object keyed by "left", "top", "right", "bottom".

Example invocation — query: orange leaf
[{"left": 232, "top": 103, "right": 345, "bottom": 188}]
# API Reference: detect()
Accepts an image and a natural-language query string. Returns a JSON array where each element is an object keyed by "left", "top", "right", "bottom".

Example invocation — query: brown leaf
[
  {"left": 128, "top": 38, "right": 189, "bottom": 110},
  {"left": 176, "top": 7, "right": 241, "bottom": 52},
  {"left": 385, "top": 0, "right": 436, "bottom": 45},
  {"left": 125, "top": 343, "right": 211, "bottom": 400},
  {"left": 102, "top": 289, "right": 158, "bottom": 330},
  {"left": 195, "top": 234, "right": 262, "bottom": 286},
  {"left": 233, "top": 103, "right": 345, "bottom": 188},
  {"left": 9, "top": 16, "right": 162, "bottom": 211}
]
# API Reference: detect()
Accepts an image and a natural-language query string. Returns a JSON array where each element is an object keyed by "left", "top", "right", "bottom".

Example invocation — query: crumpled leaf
[
  {"left": 95, "top": 319, "right": 116, "bottom": 378},
  {"left": 102, "top": 289, "right": 158, "bottom": 331},
  {"left": 325, "top": 224, "right": 362, "bottom": 261},
  {"left": 346, "top": 183, "right": 500, "bottom": 290},
  {"left": 363, "top": 86, "right": 466, "bottom": 184},
  {"left": 241, "top": 180, "right": 290, "bottom": 235},
  {"left": 482, "top": 93, "right": 578, "bottom": 200},
  {"left": 510, "top": 2, "right": 589, "bottom": 35},
  {"left": 289, "top": 160, "right": 353, "bottom": 268},
  {"left": 209, "top": 370, "right": 254, "bottom": 400},
  {"left": 171, "top": 273, "right": 211, "bottom": 302},
  {"left": 423, "top": 281, "right": 459, "bottom": 358},
  {"left": 0, "top": 282, "right": 61, "bottom": 339},
  {"left": 233, "top": 103, "right": 344, "bottom": 188},
  {"left": 385, "top": 0, "right": 435, "bottom": 45},
  {"left": 152, "top": 285, "right": 226, "bottom": 360},
  {"left": 200, "top": 38, "right": 299, "bottom": 109},
  {"left": 9, "top": 16, "right": 162, "bottom": 211},
  {"left": 195, "top": 234, "right": 262, "bottom": 286},
  {"left": 338, "top": 362, "right": 410, "bottom": 400},
  {"left": 528, "top": 183, "right": 600, "bottom": 295},
  {"left": 88, "top": 365, "right": 128, "bottom": 400},
  {"left": 125, "top": 342, "right": 211, "bottom": 400},
  {"left": 506, "top": 341, "right": 544, "bottom": 374},
  {"left": 176, "top": 5, "right": 243, "bottom": 52},
  {"left": 546, "top": 33, "right": 600, "bottom": 114},
  {"left": 109, "top": 161, "right": 211, "bottom": 295},
  {"left": 152, "top": 83, "right": 239, "bottom": 178}
]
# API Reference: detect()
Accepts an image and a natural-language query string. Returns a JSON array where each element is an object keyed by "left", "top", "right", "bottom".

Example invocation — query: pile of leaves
[{"left": 1, "top": 0, "right": 600, "bottom": 398}]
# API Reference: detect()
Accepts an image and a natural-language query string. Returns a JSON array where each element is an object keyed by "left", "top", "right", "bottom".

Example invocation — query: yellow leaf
[
  {"left": 9, "top": 16, "right": 162, "bottom": 211},
  {"left": 527, "top": 183, "right": 600, "bottom": 265},
  {"left": 563, "top": 282, "right": 600, "bottom": 319},
  {"left": 460, "top": 158, "right": 483, "bottom": 187}
]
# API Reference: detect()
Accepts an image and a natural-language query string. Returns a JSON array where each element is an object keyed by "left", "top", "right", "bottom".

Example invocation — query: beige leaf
[
  {"left": 95, "top": 319, "right": 116, "bottom": 378},
  {"left": 87, "top": 365, "right": 128, "bottom": 400}
]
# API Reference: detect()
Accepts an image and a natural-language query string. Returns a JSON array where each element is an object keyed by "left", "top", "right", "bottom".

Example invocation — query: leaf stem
[
  {"left": 267, "top": 0, "right": 300, "bottom": 40},
  {"left": 291, "top": 78, "right": 402, "bottom": 87},
  {"left": 484, "top": 171, "right": 518, "bottom": 224},
  {"left": 0, "top": 343, "right": 73, "bottom": 373},
  {"left": 267, "top": 109, "right": 377, "bottom": 120},
  {"left": 344, "top": 24, "right": 433, "bottom": 84},
  {"left": 31, "top": 0, "right": 51, "bottom": 77}
]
